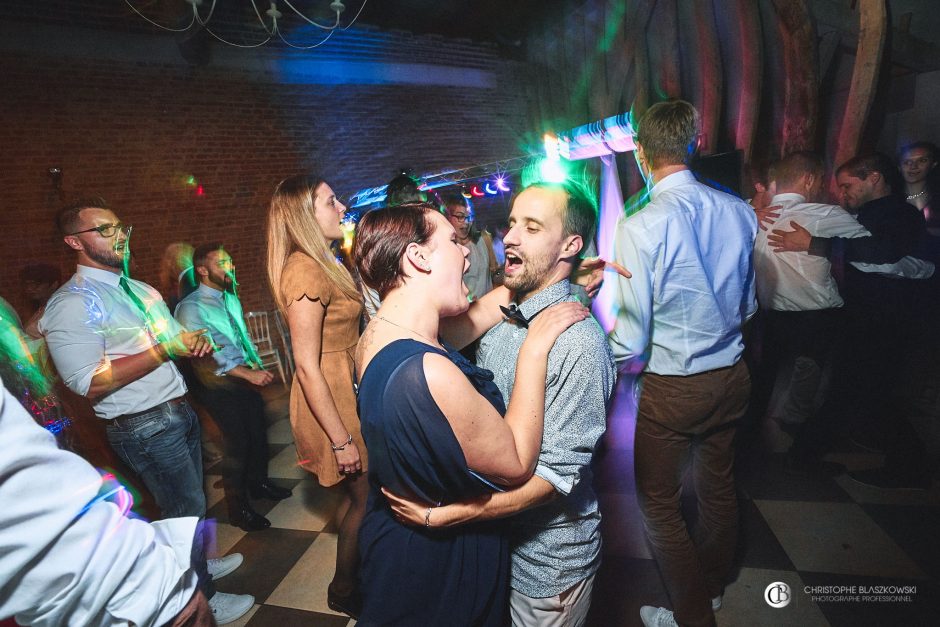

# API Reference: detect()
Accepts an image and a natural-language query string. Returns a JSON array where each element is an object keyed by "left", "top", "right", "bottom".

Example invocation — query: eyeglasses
[
  {"left": 902, "top": 157, "right": 931, "bottom": 168},
  {"left": 68, "top": 223, "right": 129, "bottom": 238},
  {"left": 449, "top": 213, "right": 472, "bottom": 223}
]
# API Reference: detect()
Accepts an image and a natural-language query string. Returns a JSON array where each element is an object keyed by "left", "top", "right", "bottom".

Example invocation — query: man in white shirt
[
  {"left": 0, "top": 379, "right": 211, "bottom": 626},
  {"left": 752, "top": 152, "right": 934, "bottom": 447},
  {"left": 39, "top": 199, "right": 253, "bottom": 624},
  {"left": 609, "top": 100, "right": 757, "bottom": 627},
  {"left": 751, "top": 152, "right": 865, "bottom": 436},
  {"left": 442, "top": 193, "right": 500, "bottom": 301}
]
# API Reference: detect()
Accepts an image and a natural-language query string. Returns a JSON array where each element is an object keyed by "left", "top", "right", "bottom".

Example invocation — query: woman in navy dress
[{"left": 352, "top": 202, "right": 588, "bottom": 626}]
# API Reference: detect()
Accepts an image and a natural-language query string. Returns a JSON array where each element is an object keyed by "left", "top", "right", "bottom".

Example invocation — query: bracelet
[
  {"left": 424, "top": 506, "right": 433, "bottom": 528},
  {"left": 330, "top": 433, "right": 353, "bottom": 451}
]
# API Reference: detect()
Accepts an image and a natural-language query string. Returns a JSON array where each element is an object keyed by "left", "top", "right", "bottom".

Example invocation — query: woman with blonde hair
[{"left": 266, "top": 174, "right": 367, "bottom": 618}]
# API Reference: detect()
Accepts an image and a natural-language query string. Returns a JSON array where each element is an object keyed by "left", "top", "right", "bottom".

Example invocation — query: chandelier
[{"left": 125, "top": 0, "right": 370, "bottom": 49}]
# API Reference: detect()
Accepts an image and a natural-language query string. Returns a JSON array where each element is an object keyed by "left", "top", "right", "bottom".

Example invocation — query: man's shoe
[
  {"left": 848, "top": 468, "right": 929, "bottom": 491},
  {"left": 229, "top": 506, "right": 271, "bottom": 531},
  {"left": 207, "top": 553, "right": 243, "bottom": 580},
  {"left": 640, "top": 606, "right": 678, "bottom": 627},
  {"left": 249, "top": 480, "right": 293, "bottom": 501},
  {"left": 712, "top": 595, "right": 722, "bottom": 611},
  {"left": 209, "top": 592, "right": 254, "bottom": 625}
]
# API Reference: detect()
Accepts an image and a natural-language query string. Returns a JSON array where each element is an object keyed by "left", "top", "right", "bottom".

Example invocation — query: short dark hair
[
  {"left": 192, "top": 242, "right": 225, "bottom": 272},
  {"left": 56, "top": 197, "right": 110, "bottom": 235},
  {"left": 635, "top": 99, "right": 700, "bottom": 168},
  {"left": 898, "top": 141, "right": 938, "bottom": 164},
  {"left": 769, "top": 151, "right": 825, "bottom": 189},
  {"left": 19, "top": 263, "right": 61, "bottom": 284},
  {"left": 354, "top": 202, "right": 437, "bottom": 298},
  {"left": 836, "top": 153, "right": 899, "bottom": 191},
  {"left": 440, "top": 192, "right": 469, "bottom": 212},
  {"left": 386, "top": 173, "right": 426, "bottom": 207},
  {"left": 519, "top": 180, "right": 598, "bottom": 244}
]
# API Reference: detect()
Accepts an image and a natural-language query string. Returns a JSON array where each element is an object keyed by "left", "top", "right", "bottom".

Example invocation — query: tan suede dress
[{"left": 280, "top": 252, "right": 366, "bottom": 487}]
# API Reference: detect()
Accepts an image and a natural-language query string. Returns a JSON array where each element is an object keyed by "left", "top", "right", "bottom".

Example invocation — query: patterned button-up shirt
[{"left": 478, "top": 279, "right": 615, "bottom": 597}]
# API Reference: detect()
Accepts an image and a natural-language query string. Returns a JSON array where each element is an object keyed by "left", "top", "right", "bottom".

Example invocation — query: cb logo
[{"left": 764, "top": 582, "right": 791, "bottom": 608}]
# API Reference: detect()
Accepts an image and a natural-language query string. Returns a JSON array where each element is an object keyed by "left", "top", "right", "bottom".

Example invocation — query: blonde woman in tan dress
[{"left": 266, "top": 175, "right": 368, "bottom": 619}]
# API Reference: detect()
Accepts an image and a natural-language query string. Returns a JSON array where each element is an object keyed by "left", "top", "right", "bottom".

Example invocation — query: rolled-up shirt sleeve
[
  {"left": 535, "top": 333, "right": 613, "bottom": 495},
  {"left": 609, "top": 220, "right": 654, "bottom": 368},
  {"left": 39, "top": 292, "right": 108, "bottom": 397}
]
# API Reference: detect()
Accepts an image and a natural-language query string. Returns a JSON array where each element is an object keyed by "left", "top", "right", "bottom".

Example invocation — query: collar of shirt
[
  {"left": 196, "top": 283, "right": 225, "bottom": 300},
  {"left": 515, "top": 279, "right": 571, "bottom": 320},
  {"left": 770, "top": 192, "right": 807, "bottom": 205},
  {"left": 649, "top": 169, "right": 696, "bottom": 202},
  {"left": 76, "top": 264, "right": 122, "bottom": 285}
]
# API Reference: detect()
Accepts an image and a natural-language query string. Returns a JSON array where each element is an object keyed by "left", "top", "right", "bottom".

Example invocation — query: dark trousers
[
  {"left": 635, "top": 360, "right": 750, "bottom": 627},
  {"left": 195, "top": 378, "right": 270, "bottom": 510},
  {"left": 749, "top": 308, "right": 842, "bottom": 425},
  {"left": 790, "top": 295, "right": 928, "bottom": 478}
]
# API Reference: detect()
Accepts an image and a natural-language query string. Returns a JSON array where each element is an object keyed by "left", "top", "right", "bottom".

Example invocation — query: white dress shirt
[
  {"left": 754, "top": 193, "right": 868, "bottom": 311},
  {"left": 0, "top": 382, "right": 198, "bottom": 626},
  {"left": 754, "top": 194, "right": 935, "bottom": 312},
  {"left": 463, "top": 235, "right": 494, "bottom": 300},
  {"left": 39, "top": 265, "right": 187, "bottom": 419},
  {"left": 609, "top": 170, "right": 758, "bottom": 375}
]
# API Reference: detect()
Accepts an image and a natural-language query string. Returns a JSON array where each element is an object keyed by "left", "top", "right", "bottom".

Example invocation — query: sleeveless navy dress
[{"left": 356, "top": 339, "right": 509, "bottom": 626}]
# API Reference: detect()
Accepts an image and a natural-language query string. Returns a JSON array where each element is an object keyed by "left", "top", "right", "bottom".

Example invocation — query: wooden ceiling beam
[{"left": 811, "top": 0, "right": 940, "bottom": 72}]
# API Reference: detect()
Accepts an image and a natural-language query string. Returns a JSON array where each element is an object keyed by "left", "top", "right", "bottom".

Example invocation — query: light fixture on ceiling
[{"left": 125, "top": 0, "right": 369, "bottom": 49}]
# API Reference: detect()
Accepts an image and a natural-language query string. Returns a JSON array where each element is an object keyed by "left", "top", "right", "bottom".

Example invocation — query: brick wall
[{"left": 0, "top": 29, "right": 534, "bottom": 317}]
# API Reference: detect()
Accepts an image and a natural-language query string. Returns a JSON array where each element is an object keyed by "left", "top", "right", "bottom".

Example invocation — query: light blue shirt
[
  {"left": 478, "top": 279, "right": 615, "bottom": 597},
  {"left": 39, "top": 265, "right": 187, "bottom": 419},
  {"left": 609, "top": 170, "right": 758, "bottom": 375},
  {"left": 174, "top": 283, "right": 251, "bottom": 376}
]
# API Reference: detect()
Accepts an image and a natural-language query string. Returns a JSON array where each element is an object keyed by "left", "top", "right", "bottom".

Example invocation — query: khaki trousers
[{"left": 509, "top": 573, "right": 595, "bottom": 627}]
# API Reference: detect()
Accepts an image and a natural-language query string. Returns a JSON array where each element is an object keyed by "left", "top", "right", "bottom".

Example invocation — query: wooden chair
[
  {"left": 272, "top": 308, "right": 295, "bottom": 380},
  {"left": 245, "top": 311, "right": 288, "bottom": 388}
]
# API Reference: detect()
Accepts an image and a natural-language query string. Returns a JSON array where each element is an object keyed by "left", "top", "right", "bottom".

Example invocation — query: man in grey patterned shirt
[{"left": 390, "top": 181, "right": 616, "bottom": 626}]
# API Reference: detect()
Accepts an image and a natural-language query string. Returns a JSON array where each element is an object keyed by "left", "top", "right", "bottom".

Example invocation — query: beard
[
  {"left": 503, "top": 248, "right": 555, "bottom": 297},
  {"left": 85, "top": 243, "right": 124, "bottom": 269}
]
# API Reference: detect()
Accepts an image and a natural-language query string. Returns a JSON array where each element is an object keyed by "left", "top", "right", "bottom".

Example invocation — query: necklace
[
  {"left": 907, "top": 189, "right": 928, "bottom": 200},
  {"left": 377, "top": 316, "right": 442, "bottom": 347}
]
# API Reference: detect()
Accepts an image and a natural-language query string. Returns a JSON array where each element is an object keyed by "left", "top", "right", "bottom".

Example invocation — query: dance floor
[{"left": 203, "top": 380, "right": 939, "bottom": 627}]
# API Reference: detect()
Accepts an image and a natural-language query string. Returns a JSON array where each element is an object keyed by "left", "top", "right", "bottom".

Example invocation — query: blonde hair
[{"left": 266, "top": 175, "right": 361, "bottom": 313}]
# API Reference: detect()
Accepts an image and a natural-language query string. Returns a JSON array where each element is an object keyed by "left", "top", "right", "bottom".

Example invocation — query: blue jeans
[{"left": 106, "top": 398, "right": 214, "bottom": 598}]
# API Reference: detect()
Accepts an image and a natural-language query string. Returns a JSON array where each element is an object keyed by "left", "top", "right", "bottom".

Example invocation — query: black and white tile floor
[{"left": 205, "top": 380, "right": 939, "bottom": 627}]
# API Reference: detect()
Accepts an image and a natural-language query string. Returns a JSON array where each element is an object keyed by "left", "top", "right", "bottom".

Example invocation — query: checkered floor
[{"left": 203, "top": 380, "right": 939, "bottom": 627}]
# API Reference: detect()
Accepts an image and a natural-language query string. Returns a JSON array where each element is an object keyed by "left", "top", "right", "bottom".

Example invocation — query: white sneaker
[
  {"left": 207, "top": 553, "right": 244, "bottom": 580},
  {"left": 209, "top": 592, "right": 254, "bottom": 624},
  {"left": 640, "top": 606, "right": 678, "bottom": 627},
  {"left": 712, "top": 594, "right": 722, "bottom": 611}
]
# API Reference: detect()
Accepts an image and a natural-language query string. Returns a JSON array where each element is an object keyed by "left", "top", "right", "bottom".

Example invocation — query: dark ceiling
[
  {"left": 355, "top": 0, "right": 568, "bottom": 45},
  {"left": 0, "top": 1, "right": 570, "bottom": 49}
]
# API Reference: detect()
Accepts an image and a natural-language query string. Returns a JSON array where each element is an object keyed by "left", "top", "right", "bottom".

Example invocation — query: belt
[{"left": 111, "top": 396, "right": 186, "bottom": 424}]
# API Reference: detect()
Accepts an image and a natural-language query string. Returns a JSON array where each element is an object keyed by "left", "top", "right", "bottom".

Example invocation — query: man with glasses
[
  {"left": 443, "top": 193, "right": 500, "bottom": 301},
  {"left": 175, "top": 243, "right": 291, "bottom": 532},
  {"left": 39, "top": 199, "right": 254, "bottom": 625}
]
